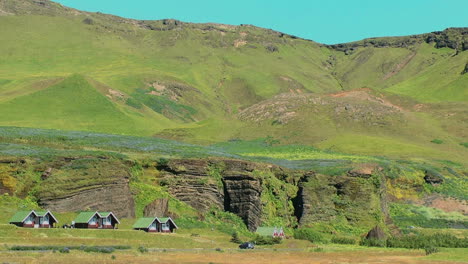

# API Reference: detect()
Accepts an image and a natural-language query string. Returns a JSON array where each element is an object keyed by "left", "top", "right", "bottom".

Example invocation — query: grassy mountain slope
[{"left": 0, "top": 0, "right": 466, "bottom": 162}]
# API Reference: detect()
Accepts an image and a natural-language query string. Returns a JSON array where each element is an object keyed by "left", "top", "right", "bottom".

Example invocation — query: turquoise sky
[{"left": 53, "top": 0, "right": 468, "bottom": 44}]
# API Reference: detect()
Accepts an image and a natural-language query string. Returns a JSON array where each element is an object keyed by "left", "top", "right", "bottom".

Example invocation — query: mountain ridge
[{"left": 1, "top": 0, "right": 467, "bottom": 46}]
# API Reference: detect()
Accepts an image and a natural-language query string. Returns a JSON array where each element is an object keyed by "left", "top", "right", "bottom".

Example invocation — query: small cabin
[
  {"left": 9, "top": 210, "right": 58, "bottom": 228},
  {"left": 74, "top": 211, "right": 120, "bottom": 229},
  {"left": 256, "top": 226, "right": 285, "bottom": 238},
  {"left": 133, "top": 217, "right": 178, "bottom": 233}
]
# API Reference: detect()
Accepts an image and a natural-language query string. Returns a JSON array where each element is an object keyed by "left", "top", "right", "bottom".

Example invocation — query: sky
[{"left": 53, "top": 0, "right": 468, "bottom": 44}]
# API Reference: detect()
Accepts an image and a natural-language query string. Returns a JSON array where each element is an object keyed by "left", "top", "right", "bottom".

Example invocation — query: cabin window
[
  {"left": 39, "top": 215, "right": 49, "bottom": 224},
  {"left": 149, "top": 222, "right": 156, "bottom": 230},
  {"left": 161, "top": 223, "right": 169, "bottom": 231},
  {"left": 89, "top": 215, "right": 97, "bottom": 225},
  {"left": 25, "top": 214, "right": 34, "bottom": 224}
]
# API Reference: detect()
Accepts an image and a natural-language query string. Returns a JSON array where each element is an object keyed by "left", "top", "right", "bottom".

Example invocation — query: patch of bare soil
[
  {"left": 329, "top": 88, "right": 404, "bottom": 111},
  {"left": 234, "top": 40, "right": 247, "bottom": 47},
  {"left": 107, "top": 89, "right": 125, "bottom": 100},
  {"left": 421, "top": 194, "right": 468, "bottom": 215}
]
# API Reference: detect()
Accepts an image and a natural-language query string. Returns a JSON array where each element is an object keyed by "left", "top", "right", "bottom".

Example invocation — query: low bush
[
  {"left": 254, "top": 235, "right": 282, "bottom": 245},
  {"left": 83, "top": 246, "right": 115, "bottom": 254},
  {"left": 359, "top": 238, "right": 386, "bottom": 247},
  {"left": 230, "top": 232, "right": 242, "bottom": 243},
  {"left": 387, "top": 233, "right": 468, "bottom": 249},
  {"left": 293, "top": 228, "right": 325, "bottom": 243},
  {"left": 331, "top": 236, "right": 356, "bottom": 245},
  {"left": 424, "top": 246, "right": 439, "bottom": 255},
  {"left": 59, "top": 247, "right": 70, "bottom": 253},
  {"left": 138, "top": 246, "right": 148, "bottom": 253}
]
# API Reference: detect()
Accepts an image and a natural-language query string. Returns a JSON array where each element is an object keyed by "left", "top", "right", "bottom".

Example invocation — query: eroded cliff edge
[{"left": 1, "top": 156, "right": 391, "bottom": 232}]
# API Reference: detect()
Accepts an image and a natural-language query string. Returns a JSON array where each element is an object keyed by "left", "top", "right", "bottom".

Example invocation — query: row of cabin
[{"left": 9, "top": 210, "right": 177, "bottom": 233}]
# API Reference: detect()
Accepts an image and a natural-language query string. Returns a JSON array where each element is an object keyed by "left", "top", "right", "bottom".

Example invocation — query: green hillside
[{"left": 0, "top": 0, "right": 466, "bottom": 161}]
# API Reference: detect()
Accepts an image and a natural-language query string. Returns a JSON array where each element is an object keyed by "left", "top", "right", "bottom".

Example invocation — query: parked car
[{"left": 239, "top": 242, "right": 254, "bottom": 249}]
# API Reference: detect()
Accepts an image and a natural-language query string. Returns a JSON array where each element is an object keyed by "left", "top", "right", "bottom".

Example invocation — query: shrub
[
  {"left": 293, "top": 228, "right": 325, "bottom": 243},
  {"left": 265, "top": 44, "right": 279, "bottom": 52},
  {"left": 387, "top": 233, "right": 468, "bottom": 249},
  {"left": 425, "top": 246, "right": 439, "bottom": 255},
  {"left": 272, "top": 237, "right": 282, "bottom": 244},
  {"left": 230, "top": 232, "right": 242, "bottom": 243},
  {"left": 331, "top": 236, "right": 356, "bottom": 245},
  {"left": 254, "top": 235, "right": 282, "bottom": 245},
  {"left": 138, "top": 246, "right": 148, "bottom": 253},
  {"left": 83, "top": 246, "right": 115, "bottom": 254},
  {"left": 125, "top": 98, "right": 143, "bottom": 109},
  {"left": 430, "top": 139, "right": 444, "bottom": 144},
  {"left": 59, "top": 247, "right": 70, "bottom": 253},
  {"left": 360, "top": 238, "right": 386, "bottom": 247},
  {"left": 82, "top": 18, "right": 94, "bottom": 25}
]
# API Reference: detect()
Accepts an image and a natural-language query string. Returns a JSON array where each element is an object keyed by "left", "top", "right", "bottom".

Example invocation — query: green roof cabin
[
  {"left": 9, "top": 210, "right": 58, "bottom": 228},
  {"left": 133, "top": 217, "right": 178, "bottom": 233},
  {"left": 73, "top": 211, "right": 120, "bottom": 229},
  {"left": 256, "top": 226, "right": 285, "bottom": 238}
]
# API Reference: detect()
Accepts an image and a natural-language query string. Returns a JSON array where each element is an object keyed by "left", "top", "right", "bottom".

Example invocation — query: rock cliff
[
  {"left": 37, "top": 157, "right": 135, "bottom": 218},
  {"left": 157, "top": 159, "right": 265, "bottom": 231},
  {"left": 156, "top": 158, "right": 389, "bottom": 232}
]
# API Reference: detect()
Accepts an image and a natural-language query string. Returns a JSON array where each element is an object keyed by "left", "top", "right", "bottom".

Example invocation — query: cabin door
[{"left": 34, "top": 217, "right": 39, "bottom": 228}]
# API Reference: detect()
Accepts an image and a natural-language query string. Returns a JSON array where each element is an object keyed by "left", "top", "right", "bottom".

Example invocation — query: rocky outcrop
[
  {"left": 157, "top": 158, "right": 390, "bottom": 231},
  {"left": 37, "top": 157, "right": 135, "bottom": 218},
  {"left": 158, "top": 159, "right": 270, "bottom": 231},
  {"left": 222, "top": 162, "right": 263, "bottom": 231},
  {"left": 144, "top": 198, "right": 169, "bottom": 217},
  {"left": 366, "top": 226, "right": 387, "bottom": 240},
  {"left": 40, "top": 183, "right": 135, "bottom": 218},
  {"left": 158, "top": 159, "right": 225, "bottom": 212},
  {"left": 424, "top": 170, "right": 444, "bottom": 185},
  {"left": 329, "top": 27, "right": 468, "bottom": 53}
]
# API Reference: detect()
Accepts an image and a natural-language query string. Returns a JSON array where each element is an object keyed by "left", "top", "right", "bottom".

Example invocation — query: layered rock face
[
  {"left": 158, "top": 159, "right": 225, "bottom": 212},
  {"left": 37, "top": 157, "right": 135, "bottom": 218},
  {"left": 157, "top": 159, "right": 265, "bottom": 230},
  {"left": 221, "top": 161, "right": 263, "bottom": 231},
  {"left": 157, "top": 158, "right": 389, "bottom": 231}
]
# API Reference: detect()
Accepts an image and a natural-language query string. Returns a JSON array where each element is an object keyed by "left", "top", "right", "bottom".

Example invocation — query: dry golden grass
[{"left": 0, "top": 250, "right": 463, "bottom": 264}]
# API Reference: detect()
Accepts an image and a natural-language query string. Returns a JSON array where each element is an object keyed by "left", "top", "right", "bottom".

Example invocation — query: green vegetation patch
[{"left": 390, "top": 203, "right": 468, "bottom": 229}]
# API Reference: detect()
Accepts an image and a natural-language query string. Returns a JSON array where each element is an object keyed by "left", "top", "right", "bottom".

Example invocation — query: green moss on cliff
[{"left": 254, "top": 170, "right": 298, "bottom": 227}]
